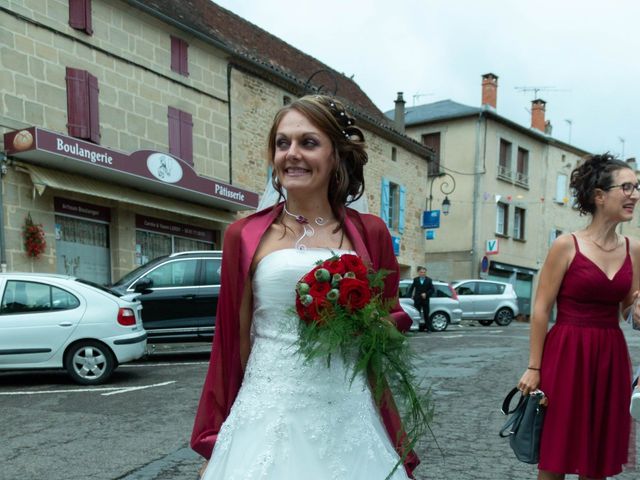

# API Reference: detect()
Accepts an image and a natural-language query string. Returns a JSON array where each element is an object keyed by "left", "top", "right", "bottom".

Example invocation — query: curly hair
[
  {"left": 570, "top": 153, "right": 631, "bottom": 215},
  {"left": 266, "top": 94, "right": 368, "bottom": 228}
]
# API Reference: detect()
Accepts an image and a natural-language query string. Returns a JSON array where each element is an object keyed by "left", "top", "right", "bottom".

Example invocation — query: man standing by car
[{"left": 408, "top": 266, "right": 435, "bottom": 332}]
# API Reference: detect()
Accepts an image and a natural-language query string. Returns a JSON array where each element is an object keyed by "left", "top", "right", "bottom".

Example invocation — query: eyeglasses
[{"left": 606, "top": 182, "right": 640, "bottom": 196}]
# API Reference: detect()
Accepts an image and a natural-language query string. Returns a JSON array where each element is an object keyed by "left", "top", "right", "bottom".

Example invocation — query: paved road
[{"left": 2, "top": 321, "right": 639, "bottom": 479}]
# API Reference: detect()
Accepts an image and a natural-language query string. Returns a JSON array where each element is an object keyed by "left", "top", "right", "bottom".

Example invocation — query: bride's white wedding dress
[{"left": 202, "top": 248, "right": 410, "bottom": 480}]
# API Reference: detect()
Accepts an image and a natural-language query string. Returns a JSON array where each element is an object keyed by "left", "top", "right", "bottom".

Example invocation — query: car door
[
  {"left": 454, "top": 281, "right": 479, "bottom": 319},
  {"left": 476, "top": 282, "right": 504, "bottom": 318},
  {"left": 194, "top": 257, "right": 221, "bottom": 340},
  {"left": 0, "top": 279, "right": 83, "bottom": 366},
  {"left": 132, "top": 258, "right": 200, "bottom": 338}
]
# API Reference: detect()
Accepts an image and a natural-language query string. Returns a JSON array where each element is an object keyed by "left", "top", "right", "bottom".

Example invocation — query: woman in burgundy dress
[{"left": 519, "top": 153, "right": 640, "bottom": 479}]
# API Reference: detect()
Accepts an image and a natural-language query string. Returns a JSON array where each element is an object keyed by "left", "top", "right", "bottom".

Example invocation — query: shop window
[
  {"left": 69, "top": 0, "right": 92, "bottom": 35},
  {"left": 170, "top": 36, "right": 189, "bottom": 76},
  {"left": 496, "top": 202, "right": 509, "bottom": 236},
  {"left": 174, "top": 237, "right": 215, "bottom": 252},
  {"left": 422, "top": 132, "right": 441, "bottom": 176},
  {"left": 498, "top": 139, "right": 512, "bottom": 180},
  {"left": 513, "top": 207, "right": 526, "bottom": 240},
  {"left": 66, "top": 67, "right": 100, "bottom": 144},
  {"left": 516, "top": 148, "right": 529, "bottom": 186},
  {"left": 380, "top": 178, "right": 406, "bottom": 233},
  {"left": 136, "top": 230, "right": 172, "bottom": 265},
  {"left": 168, "top": 107, "right": 193, "bottom": 164},
  {"left": 55, "top": 215, "right": 110, "bottom": 284}
]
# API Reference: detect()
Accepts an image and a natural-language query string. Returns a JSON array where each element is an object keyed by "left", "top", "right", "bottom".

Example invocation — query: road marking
[
  {"left": 101, "top": 381, "right": 175, "bottom": 396},
  {"left": 0, "top": 380, "right": 175, "bottom": 396},
  {"left": 121, "top": 361, "right": 207, "bottom": 368},
  {"left": 438, "top": 335, "right": 464, "bottom": 339}
]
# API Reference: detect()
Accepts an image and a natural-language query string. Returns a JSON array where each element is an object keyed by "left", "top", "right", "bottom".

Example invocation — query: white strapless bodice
[{"left": 202, "top": 248, "right": 410, "bottom": 480}]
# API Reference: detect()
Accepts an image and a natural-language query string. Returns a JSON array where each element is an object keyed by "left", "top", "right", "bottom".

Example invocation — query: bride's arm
[{"left": 239, "top": 279, "right": 253, "bottom": 371}]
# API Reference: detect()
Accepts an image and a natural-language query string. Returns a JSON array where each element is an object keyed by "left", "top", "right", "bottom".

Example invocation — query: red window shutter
[
  {"left": 180, "top": 40, "right": 189, "bottom": 76},
  {"left": 87, "top": 73, "right": 100, "bottom": 144},
  {"left": 170, "top": 36, "right": 181, "bottom": 73},
  {"left": 69, "top": 0, "right": 93, "bottom": 35},
  {"left": 168, "top": 107, "right": 181, "bottom": 158},
  {"left": 170, "top": 36, "right": 189, "bottom": 76},
  {"left": 66, "top": 67, "right": 90, "bottom": 139},
  {"left": 179, "top": 111, "right": 193, "bottom": 164}
]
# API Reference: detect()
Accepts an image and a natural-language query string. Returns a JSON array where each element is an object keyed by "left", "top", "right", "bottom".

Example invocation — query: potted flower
[{"left": 23, "top": 213, "right": 46, "bottom": 258}]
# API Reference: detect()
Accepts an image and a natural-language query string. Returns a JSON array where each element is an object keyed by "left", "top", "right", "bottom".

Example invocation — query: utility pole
[{"left": 619, "top": 137, "right": 626, "bottom": 159}]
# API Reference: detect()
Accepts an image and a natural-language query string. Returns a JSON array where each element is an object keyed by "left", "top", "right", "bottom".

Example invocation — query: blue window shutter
[
  {"left": 380, "top": 178, "right": 390, "bottom": 226},
  {"left": 398, "top": 185, "right": 406, "bottom": 234}
]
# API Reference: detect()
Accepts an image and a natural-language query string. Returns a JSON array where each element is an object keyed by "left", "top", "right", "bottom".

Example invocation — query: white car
[
  {"left": 0, "top": 273, "right": 146, "bottom": 385},
  {"left": 399, "top": 280, "right": 463, "bottom": 332},
  {"left": 451, "top": 279, "right": 519, "bottom": 326}
]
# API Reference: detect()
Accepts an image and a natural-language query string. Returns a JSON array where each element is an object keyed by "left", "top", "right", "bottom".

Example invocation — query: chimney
[
  {"left": 626, "top": 157, "right": 637, "bottom": 171},
  {"left": 394, "top": 92, "right": 405, "bottom": 133},
  {"left": 481, "top": 73, "right": 498, "bottom": 109},
  {"left": 531, "top": 99, "right": 546, "bottom": 132}
]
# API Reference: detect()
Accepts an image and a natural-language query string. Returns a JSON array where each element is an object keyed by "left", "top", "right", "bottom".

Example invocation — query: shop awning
[
  {"left": 18, "top": 163, "right": 236, "bottom": 225},
  {"left": 4, "top": 127, "right": 259, "bottom": 211}
]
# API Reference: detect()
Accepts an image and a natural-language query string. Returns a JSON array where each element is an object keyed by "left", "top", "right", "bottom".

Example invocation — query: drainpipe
[
  {"left": 227, "top": 63, "right": 233, "bottom": 183},
  {"left": 0, "top": 153, "right": 7, "bottom": 272},
  {"left": 471, "top": 111, "right": 485, "bottom": 277}
]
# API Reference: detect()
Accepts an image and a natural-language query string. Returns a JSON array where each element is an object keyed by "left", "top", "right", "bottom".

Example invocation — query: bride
[{"left": 191, "top": 95, "right": 419, "bottom": 479}]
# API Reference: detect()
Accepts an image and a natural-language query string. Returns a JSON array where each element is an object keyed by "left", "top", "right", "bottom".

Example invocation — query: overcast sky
[{"left": 214, "top": 0, "right": 639, "bottom": 159}]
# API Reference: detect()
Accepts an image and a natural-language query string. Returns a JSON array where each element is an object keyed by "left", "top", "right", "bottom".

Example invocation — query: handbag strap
[
  {"left": 501, "top": 387, "right": 525, "bottom": 415},
  {"left": 499, "top": 387, "right": 527, "bottom": 438}
]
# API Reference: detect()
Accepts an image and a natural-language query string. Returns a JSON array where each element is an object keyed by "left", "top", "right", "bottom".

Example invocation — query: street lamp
[
  {"left": 428, "top": 172, "right": 456, "bottom": 215},
  {"left": 441, "top": 196, "right": 451, "bottom": 216}
]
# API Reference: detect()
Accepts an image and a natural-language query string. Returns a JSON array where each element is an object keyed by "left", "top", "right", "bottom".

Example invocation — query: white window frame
[
  {"left": 496, "top": 202, "right": 509, "bottom": 236},
  {"left": 555, "top": 174, "right": 568, "bottom": 204},
  {"left": 513, "top": 207, "right": 526, "bottom": 240}
]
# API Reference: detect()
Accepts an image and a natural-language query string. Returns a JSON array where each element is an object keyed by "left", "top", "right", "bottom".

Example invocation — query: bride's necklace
[
  {"left": 587, "top": 234, "right": 621, "bottom": 253},
  {"left": 283, "top": 205, "right": 330, "bottom": 250}
]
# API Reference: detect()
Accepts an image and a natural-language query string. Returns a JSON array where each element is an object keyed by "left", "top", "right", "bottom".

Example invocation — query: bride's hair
[{"left": 266, "top": 95, "right": 368, "bottom": 226}]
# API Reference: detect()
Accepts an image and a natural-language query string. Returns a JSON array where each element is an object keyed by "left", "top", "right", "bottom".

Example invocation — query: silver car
[
  {"left": 451, "top": 279, "right": 519, "bottom": 326},
  {"left": 399, "top": 280, "right": 463, "bottom": 332}
]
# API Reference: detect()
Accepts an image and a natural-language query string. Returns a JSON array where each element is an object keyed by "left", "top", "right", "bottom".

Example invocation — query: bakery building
[{"left": 1, "top": 0, "right": 432, "bottom": 283}]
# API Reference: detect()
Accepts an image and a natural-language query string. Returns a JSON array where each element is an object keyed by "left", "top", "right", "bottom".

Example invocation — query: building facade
[
  {"left": 1, "top": 0, "right": 432, "bottom": 284},
  {"left": 388, "top": 74, "right": 594, "bottom": 315}
]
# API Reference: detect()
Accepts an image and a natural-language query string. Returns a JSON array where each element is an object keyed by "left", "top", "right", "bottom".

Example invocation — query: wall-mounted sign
[
  {"left": 136, "top": 214, "right": 215, "bottom": 242},
  {"left": 426, "top": 230, "right": 436, "bottom": 240},
  {"left": 422, "top": 210, "right": 440, "bottom": 229},
  {"left": 3, "top": 127, "right": 259, "bottom": 210},
  {"left": 146, "top": 153, "right": 183, "bottom": 183},
  {"left": 486, "top": 239, "right": 499, "bottom": 255}
]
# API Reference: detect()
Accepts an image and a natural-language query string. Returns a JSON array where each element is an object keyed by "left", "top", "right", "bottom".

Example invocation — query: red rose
[
  {"left": 309, "top": 281, "right": 331, "bottom": 299},
  {"left": 340, "top": 254, "right": 368, "bottom": 280},
  {"left": 321, "top": 258, "right": 346, "bottom": 276},
  {"left": 303, "top": 267, "right": 320, "bottom": 285},
  {"left": 296, "top": 295, "right": 327, "bottom": 325},
  {"left": 338, "top": 278, "right": 371, "bottom": 311}
]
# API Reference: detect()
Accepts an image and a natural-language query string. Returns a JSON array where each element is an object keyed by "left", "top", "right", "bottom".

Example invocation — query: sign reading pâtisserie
[{"left": 3, "top": 127, "right": 259, "bottom": 210}]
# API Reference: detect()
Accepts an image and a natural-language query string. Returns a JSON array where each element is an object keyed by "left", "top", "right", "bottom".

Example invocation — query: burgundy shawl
[{"left": 190, "top": 203, "right": 419, "bottom": 477}]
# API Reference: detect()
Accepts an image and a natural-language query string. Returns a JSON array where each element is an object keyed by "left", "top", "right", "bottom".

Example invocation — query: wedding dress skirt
[{"left": 202, "top": 248, "right": 410, "bottom": 480}]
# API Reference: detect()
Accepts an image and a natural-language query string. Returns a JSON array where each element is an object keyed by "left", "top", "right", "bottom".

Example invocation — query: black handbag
[{"left": 499, "top": 387, "right": 546, "bottom": 464}]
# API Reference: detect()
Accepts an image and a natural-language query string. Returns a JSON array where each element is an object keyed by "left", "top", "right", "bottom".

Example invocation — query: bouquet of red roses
[{"left": 295, "top": 253, "right": 433, "bottom": 473}]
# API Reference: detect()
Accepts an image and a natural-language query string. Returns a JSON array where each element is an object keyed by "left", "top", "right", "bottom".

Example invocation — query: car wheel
[
  {"left": 430, "top": 312, "right": 449, "bottom": 332},
  {"left": 494, "top": 307, "right": 514, "bottom": 326},
  {"left": 64, "top": 341, "right": 115, "bottom": 385},
  {"left": 478, "top": 319, "right": 493, "bottom": 326}
]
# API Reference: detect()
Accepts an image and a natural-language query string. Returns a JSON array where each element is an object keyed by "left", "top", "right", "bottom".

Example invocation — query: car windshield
[
  {"left": 111, "top": 257, "right": 168, "bottom": 287},
  {"left": 75, "top": 278, "right": 121, "bottom": 297}
]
